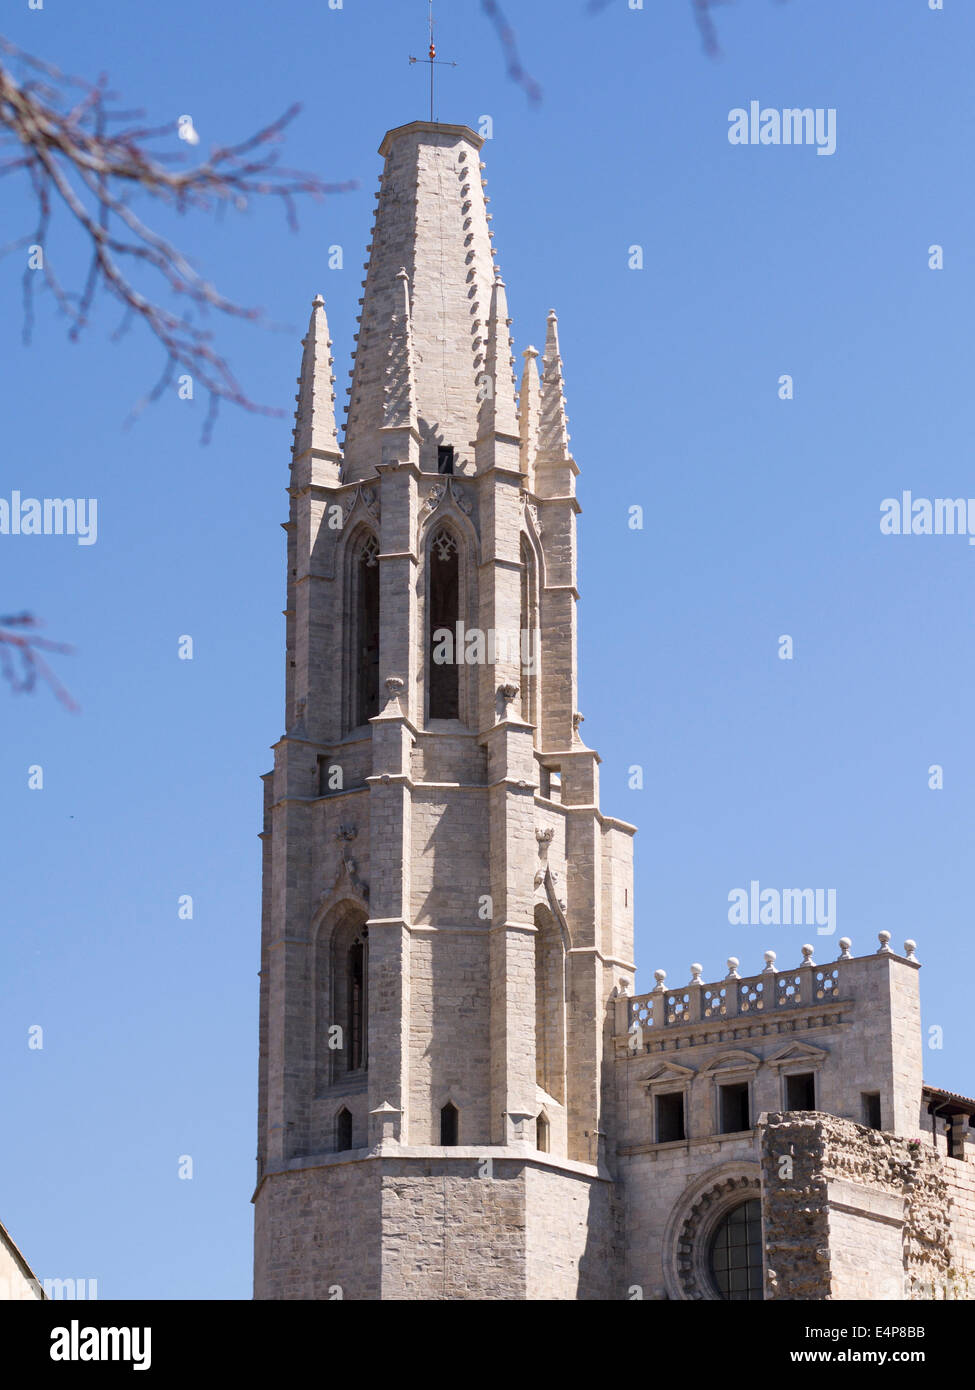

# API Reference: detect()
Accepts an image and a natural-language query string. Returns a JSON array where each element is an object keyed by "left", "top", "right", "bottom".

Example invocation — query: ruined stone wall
[
  {"left": 761, "top": 1113, "right": 952, "bottom": 1300},
  {"left": 939, "top": 1159, "right": 975, "bottom": 1293}
]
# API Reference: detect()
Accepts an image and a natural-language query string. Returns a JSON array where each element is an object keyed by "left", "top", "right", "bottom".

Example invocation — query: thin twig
[
  {"left": 0, "top": 613, "right": 78, "bottom": 711},
  {"left": 0, "top": 35, "right": 356, "bottom": 437}
]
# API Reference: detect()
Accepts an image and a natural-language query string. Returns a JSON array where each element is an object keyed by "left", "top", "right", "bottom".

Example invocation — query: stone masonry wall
[
  {"left": 254, "top": 1161, "right": 382, "bottom": 1301},
  {"left": 525, "top": 1164, "right": 622, "bottom": 1300},
  {"left": 255, "top": 1155, "right": 618, "bottom": 1300},
  {"left": 381, "top": 1159, "right": 527, "bottom": 1299},
  {"left": 937, "top": 1159, "right": 975, "bottom": 1295}
]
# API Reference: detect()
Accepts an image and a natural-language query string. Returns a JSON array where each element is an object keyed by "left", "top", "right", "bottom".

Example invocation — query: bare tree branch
[
  {"left": 0, "top": 35, "right": 357, "bottom": 439},
  {"left": 1, "top": 3, "right": 786, "bottom": 707},
  {"left": 488, "top": 0, "right": 786, "bottom": 91},
  {"left": 480, "top": 1, "right": 543, "bottom": 104},
  {"left": 0, "top": 613, "right": 78, "bottom": 711}
]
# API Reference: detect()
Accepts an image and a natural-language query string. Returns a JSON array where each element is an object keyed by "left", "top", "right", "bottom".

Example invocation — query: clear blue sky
[{"left": 1, "top": 0, "right": 972, "bottom": 1299}]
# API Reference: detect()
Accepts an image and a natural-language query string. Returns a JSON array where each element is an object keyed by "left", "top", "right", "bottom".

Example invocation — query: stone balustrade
[{"left": 618, "top": 932, "right": 919, "bottom": 1038}]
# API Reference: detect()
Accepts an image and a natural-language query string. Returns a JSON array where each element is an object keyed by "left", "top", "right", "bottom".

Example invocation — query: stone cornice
[
  {"left": 618, "top": 1006, "right": 851, "bottom": 1057},
  {"left": 252, "top": 1142, "right": 607, "bottom": 1204},
  {"left": 378, "top": 121, "right": 484, "bottom": 156}
]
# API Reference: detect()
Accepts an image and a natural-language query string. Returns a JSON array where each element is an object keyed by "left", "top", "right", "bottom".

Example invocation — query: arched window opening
[
  {"left": 535, "top": 905, "right": 566, "bottom": 1104},
  {"left": 355, "top": 534, "right": 380, "bottom": 727},
  {"left": 536, "top": 1112, "right": 550, "bottom": 1153},
  {"left": 519, "top": 536, "right": 538, "bottom": 731},
  {"left": 336, "top": 1107, "right": 353, "bottom": 1152},
  {"left": 346, "top": 936, "right": 366, "bottom": 1073},
  {"left": 440, "top": 1102, "right": 459, "bottom": 1146},
  {"left": 429, "top": 528, "right": 459, "bottom": 720},
  {"left": 709, "top": 1199, "right": 764, "bottom": 1301},
  {"left": 318, "top": 913, "right": 368, "bottom": 1088}
]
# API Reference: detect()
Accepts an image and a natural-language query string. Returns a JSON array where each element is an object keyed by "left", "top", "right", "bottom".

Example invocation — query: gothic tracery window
[
  {"left": 346, "top": 935, "right": 366, "bottom": 1073},
  {"left": 535, "top": 904, "right": 566, "bottom": 1104},
  {"left": 318, "top": 912, "right": 369, "bottom": 1088},
  {"left": 355, "top": 533, "right": 380, "bottom": 727},
  {"left": 428, "top": 528, "right": 460, "bottom": 720},
  {"left": 520, "top": 536, "right": 538, "bottom": 732}
]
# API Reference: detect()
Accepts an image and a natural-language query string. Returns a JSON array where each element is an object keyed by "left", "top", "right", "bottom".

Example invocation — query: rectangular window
[
  {"left": 719, "top": 1081, "right": 750, "bottom": 1134},
  {"left": 785, "top": 1072, "right": 816, "bottom": 1112},
  {"left": 437, "top": 445, "right": 455, "bottom": 475},
  {"left": 862, "top": 1092, "right": 882, "bottom": 1130},
  {"left": 539, "top": 765, "right": 561, "bottom": 800},
  {"left": 947, "top": 1117, "right": 963, "bottom": 1160},
  {"left": 655, "top": 1091, "right": 685, "bottom": 1143}
]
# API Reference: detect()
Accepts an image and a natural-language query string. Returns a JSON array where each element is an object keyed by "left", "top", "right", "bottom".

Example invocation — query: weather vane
[{"left": 409, "top": 1, "right": 457, "bottom": 124}]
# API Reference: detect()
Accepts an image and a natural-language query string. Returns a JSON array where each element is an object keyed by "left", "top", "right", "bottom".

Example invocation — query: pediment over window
[
  {"left": 766, "top": 1041, "right": 828, "bottom": 1069},
  {"left": 701, "top": 1050, "right": 762, "bottom": 1075},
  {"left": 643, "top": 1061, "right": 696, "bottom": 1087}
]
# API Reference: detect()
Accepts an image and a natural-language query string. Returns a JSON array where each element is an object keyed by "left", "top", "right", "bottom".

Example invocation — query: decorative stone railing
[{"left": 620, "top": 933, "right": 918, "bottom": 1037}]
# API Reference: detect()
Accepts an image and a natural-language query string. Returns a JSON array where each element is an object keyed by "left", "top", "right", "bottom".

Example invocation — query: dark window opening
[
  {"left": 655, "top": 1091, "right": 686, "bottom": 1143},
  {"left": 539, "top": 765, "right": 561, "bottom": 801},
  {"left": 719, "top": 1081, "right": 750, "bottom": 1134},
  {"left": 519, "top": 536, "right": 537, "bottom": 731},
  {"left": 347, "top": 938, "right": 366, "bottom": 1072},
  {"left": 322, "top": 914, "right": 368, "bottom": 1089},
  {"left": 710, "top": 1199, "right": 764, "bottom": 1301},
  {"left": 785, "top": 1072, "right": 816, "bottom": 1112},
  {"left": 862, "top": 1092, "right": 882, "bottom": 1130},
  {"left": 437, "top": 445, "right": 455, "bottom": 475},
  {"left": 536, "top": 1112, "right": 550, "bottom": 1153},
  {"left": 429, "top": 530, "right": 459, "bottom": 719},
  {"left": 947, "top": 1115, "right": 966, "bottom": 1160},
  {"left": 356, "top": 538, "right": 380, "bottom": 725},
  {"left": 440, "top": 1102, "right": 459, "bottom": 1146},
  {"left": 336, "top": 1107, "right": 353, "bottom": 1152},
  {"left": 535, "top": 907, "right": 566, "bottom": 1103}
]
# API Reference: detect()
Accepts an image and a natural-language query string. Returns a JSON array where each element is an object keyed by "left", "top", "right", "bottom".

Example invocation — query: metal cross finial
[{"left": 409, "top": 1, "right": 457, "bottom": 123}]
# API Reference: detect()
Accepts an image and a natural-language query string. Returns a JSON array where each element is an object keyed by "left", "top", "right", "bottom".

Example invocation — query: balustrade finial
[
  {"left": 689, "top": 963, "right": 703, "bottom": 985},
  {"left": 653, "top": 968, "right": 667, "bottom": 992},
  {"left": 726, "top": 956, "right": 740, "bottom": 979},
  {"left": 904, "top": 939, "right": 918, "bottom": 962},
  {"left": 877, "top": 930, "right": 892, "bottom": 954},
  {"left": 838, "top": 937, "right": 853, "bottom": 959},
  {"left": 763, "top": 950, "right": 776, "bottom": 973},
  {"left": 801, "top": 944, "right": 815, "bottom": 965}
]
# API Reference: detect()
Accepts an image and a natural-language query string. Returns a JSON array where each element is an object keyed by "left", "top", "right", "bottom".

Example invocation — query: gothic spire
[
  {"left": 382, "top": 267, "right": 418, "bottom": 432},
  {"left": 479, "top": 275, "right": 519, "bottom": 440},
  {"left": 537, "top": 310, "right": 571, "bottom": 462},
  {"left": 292, "top": 293, "right": 340, "bottom": 462},
  {"left": 518, "top": 345, "right": 541, "bottom": 482},
  {"left": 341, "top": 122, "right": 495, "bottom": 480}
]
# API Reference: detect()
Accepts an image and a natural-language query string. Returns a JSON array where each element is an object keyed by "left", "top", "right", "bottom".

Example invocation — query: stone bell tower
[{"left": 253, "top": 121, "right": 636, "bottom": 1300}]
